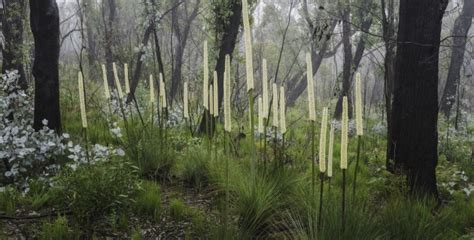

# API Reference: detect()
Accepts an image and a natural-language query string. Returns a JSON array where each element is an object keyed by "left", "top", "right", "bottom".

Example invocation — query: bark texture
[
  {"left": 29, "top": 0, "right": 62, "bottom": 132},
  {"left": 388, "top": 0, "right": 448, "bottom": 197},
  {"left": 2, "top": 0, "right": 27, "bottom": 89}
]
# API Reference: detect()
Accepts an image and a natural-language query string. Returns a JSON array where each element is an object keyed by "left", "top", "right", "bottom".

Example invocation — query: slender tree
[
  {"left": 169, "top": 0, "right": 200, "bottom": 105},
  {"left": 388, "top": 0, "right": 448, "bottom": 197},
  {"left": 381, "top": 0, "right": 397, "bottom": 171},
  {"left": 29, "top": 0, "right": 62, "bottom": 132},
  {"left": 333, "top": 0, "right": 374, "bottom": 119},
  {"left": 103, "top": 0, "right": 116, "bottom": 85},
  {"left": 440, "top": 0, "right": 474, "bottom": 117}
]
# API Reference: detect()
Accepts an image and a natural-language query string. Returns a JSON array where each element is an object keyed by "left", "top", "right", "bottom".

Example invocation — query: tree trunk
[
  {"left": 334, "top": 4, "right": 353, "bottom": 119},
  {"left": 2, "top": 0, "right": 27, "bottom": 89},
  {"left": 198, "top": 0, "right": 242, "bottom": 133},
  {"left": 29, "top": 0, "right": 62, "bottom": 133},
  {"left": 382, "top": 0, "right": 397, "bottom": 171},
  {"left": 334, "top": 0, "right": 373, "bottom": 119},
  {"left": 388, "top": 0, "right": 448, "bottom": 197},
  {"left": 104, "top": 0, "right": 116, "bottom": 85},
  {"left": 169, "top": 0, "right": 200, "bottom": 105},
  {"left": 440, "top": 0, "right": 474, "bottom": 117},
  {"left": 83, "top": 0, "right": 98, "bottom": 73},
  {"left": 286, "top": 20, "right": 339, "bottom": 107}
]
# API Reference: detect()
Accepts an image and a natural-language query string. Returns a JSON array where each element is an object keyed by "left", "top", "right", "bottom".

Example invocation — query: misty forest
[{"left": 0, "top": 0, "right": 473, "bottom": 239}]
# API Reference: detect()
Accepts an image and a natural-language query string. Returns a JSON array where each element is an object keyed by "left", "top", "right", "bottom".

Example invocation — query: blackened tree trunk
[
  {"left": 104, "top": 0, "right": 116, "bottom": 85},
  {"left": 2, "top": 0, "right": 27, "bottom": 89},
  {"left": 198, "top": 0, "right": 242, "bottom": 133},
  {"left": 29, "top": 0, "right": 62, "bottom": 133},
  {"left": 381, "top": 0, "right": 397, "bottom": 171},
  {"left": 440, "top": 0, "right": 474, "bottom": 117},
  {"left": 334, "top": 4, "right": 353, "bottom": 119},
  {"left": 388, "top": 0, "right": 448, "bottom": 197}
]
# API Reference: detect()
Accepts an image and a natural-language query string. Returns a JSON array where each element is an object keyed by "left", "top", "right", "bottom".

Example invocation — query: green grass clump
[
  {"left": 134, "top": 181, "right": 162, "bottom": 221},
  {"left": 0, "top": 186, "right": 20, "bottom": 216},
  {"left": 127, "top": 125, "right": 176, "bottom": 180},
  {"left": 53, "top": 158, "right": 141, "bottom": 230},
  {"left": 174, "top": 145, "right": 210, "bottom": 189},
  {"left": 39, "top": 216, "right": 75, "bottom": 240},
  {"left": 169, "top": 198, "right": 188, "bottom": 222}
]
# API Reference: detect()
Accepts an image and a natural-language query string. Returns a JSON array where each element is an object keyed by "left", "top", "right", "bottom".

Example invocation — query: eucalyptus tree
[
  {"left": 29, "top": 0, "right": 62, "bottom": 132},
  {"left": 389, "top": 0, "right": 448, "bottom": 197}
]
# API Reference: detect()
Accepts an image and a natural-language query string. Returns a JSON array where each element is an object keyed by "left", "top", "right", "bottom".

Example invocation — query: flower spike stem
[
  {"left": 352, "top": 135, "right": 362, "bottom": 203},
  {"left": 342, "top": 169, "right": 346, "bottom": 235},
  {"left": 311, "top": 121, "right": 316, "bottom": 199},
  {"left": 248, "top": 88, "right": 255, "bottom": 173},
  {"left": 318, "top": 172, "right": 324, "bottom": 232}
]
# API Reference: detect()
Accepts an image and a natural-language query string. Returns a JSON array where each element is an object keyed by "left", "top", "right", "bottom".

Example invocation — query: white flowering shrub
[{"left": 0, "top": 71, "right": 124, "bottom": 187}]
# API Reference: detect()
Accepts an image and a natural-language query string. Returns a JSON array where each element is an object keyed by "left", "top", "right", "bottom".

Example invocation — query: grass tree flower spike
[
  {"left": 203, "top": 41, "right": 209, "bottom": 110},
  {"left": 258, "top": 97, "right": 263, "bottom": 134},
  {"left": 101, "top": 64, "right": 110, "bottom": 99},
  {"left": 279, "top": 86, "right": 286, "bottom": 134},
  {"left": 328, "top": 124, "right": 334, "bottom": 178},
  {"left": 341, "top": 97, "right": 348, "bottom": 169},
  {"left": 184, "top": 81, "right": 189, "bottom": 119},
  {"left": 149, "top": 75, "right": 155, "bottom": 104},
  {"left": 306, "top": 53, "right": 316, "bottom": 121},
  {"left": 272, "top": 83, "right": 279, "bottom": 128},
  {"left": 242, "top": 0, "right": 254, "bottom": 91},
  {"left": 213, "top": 71, "right": 219, "bottom": 117},
  {"left": 355, "top": 72, "right": 363, "bottom": 136},
  {"left": 78, "top": 72, "right": 87, "bottom": 128},
  {"left": 160, "top": 73, "right": 167, "bottom": 109},
  {"left": 124, "top": 63, "right": 130, "bottom": 94},
  {"left": 112, "top": 62, "right": 123, "bottom": 99},
  {"left": 262, "top": 59, "right": 269, "bottom": 118},
  {"left": 319, "top": 107, "right": 328, "bottom": 172}
]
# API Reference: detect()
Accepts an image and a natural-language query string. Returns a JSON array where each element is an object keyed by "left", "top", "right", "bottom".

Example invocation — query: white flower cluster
[
  {"left": 0, "top": 71, "right": 124, "bottom": 187},
  {"left": 439, "top": 170, "right": 473, "bottom": 197}
]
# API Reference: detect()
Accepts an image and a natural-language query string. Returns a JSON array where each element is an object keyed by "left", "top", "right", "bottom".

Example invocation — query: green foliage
[
  {"left": 0, "top": 186, "right": 21, "bottom": 216},
  {"left": 126, "top": 125, "right": 176, "bottom": 180},
  {"left": 53, "top": 159, "right": 141, "bottom": 228},
  {"left": 134, "top": 181, "right": 162, "bottom": 222},
  {"left": 169, "top": 198, "right": 188, "bottom": 222},
  {"left": 174, "top": 145, "right": 210, "bottom": 189},
  {"left": 39, "top": 216, "right": 76, "bottom": 240}
]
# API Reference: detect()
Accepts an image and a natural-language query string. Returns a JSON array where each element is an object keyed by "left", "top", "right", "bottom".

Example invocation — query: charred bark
[
  {"left": 29, "top": 0, "right": 62, "bottom": 133},
  {"left": 388, "top": 0, "right": 448, "bottom": 197},
  {"left": 104, "top": 0, "right": 116, "bottom": 86}
]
